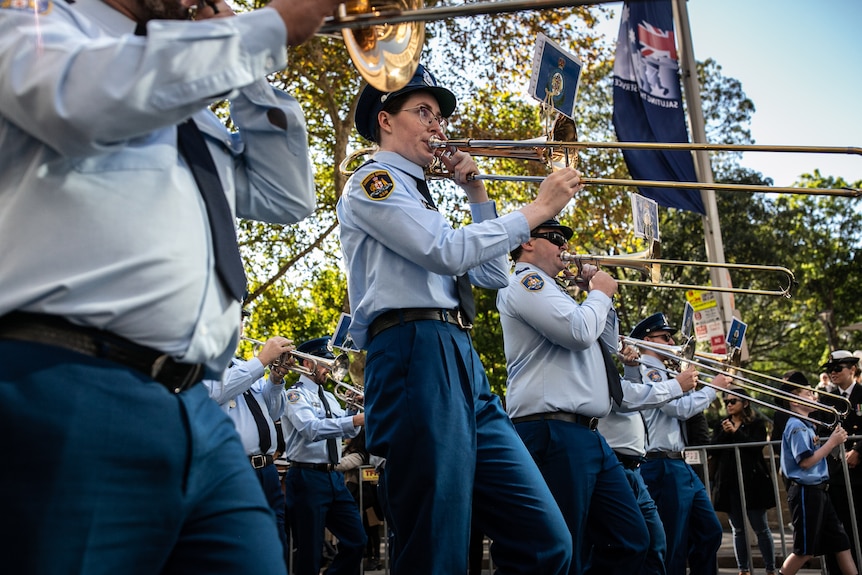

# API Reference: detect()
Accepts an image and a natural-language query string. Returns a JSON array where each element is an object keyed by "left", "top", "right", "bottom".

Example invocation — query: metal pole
[{"left": 672, "top": 0, "right": 734, "bottom": 335}]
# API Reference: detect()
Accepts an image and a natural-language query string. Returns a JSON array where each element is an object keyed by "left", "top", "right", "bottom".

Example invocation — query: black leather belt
[
  {"left": 511, "top": 411, "right": 599, "bottom": 431},
  {"left": 368, "top": 308, "right": 472, "bottom": 341},
  {"left": 645, "top": 450, "right": 685, "bottom": 460},
  {"left": 289, "top": 461, "right": 337, "bottom": 472},
  {"left": 0, "top": 312, "right": 204, "bottom": 394},
  {"left": 789, "top": 480, "right": 829, "bottom": 491},
  {"left": 249, "top": 454, "right": 274, "bottom": 469},
  {"left": 614, "top": 451, "right": 645, "bottom": 470}
]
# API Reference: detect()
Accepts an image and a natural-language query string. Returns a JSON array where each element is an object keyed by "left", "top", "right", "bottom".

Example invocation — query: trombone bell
[{"left": 339, "top": 0, "right": 424, "bottom": 92}]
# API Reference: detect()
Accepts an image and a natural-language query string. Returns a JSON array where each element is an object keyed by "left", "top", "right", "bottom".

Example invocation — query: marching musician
[
  {"left": 282, "top": 336, "right": 366, "bottom": 575},
  {"left": 497, "top": 218, "right": 697, "bottom": 575},
  {"left": 202, "top": 310, "right": 295, "bottom": 562},
  {"left": 0, "top": 0, "right": 336, "bottom": 569},
  {"left": 629, "top": 313, "right": 729, "bottom": 575},
  {"left": 336, "top": 62, "right": 580, "bottom": 574}
]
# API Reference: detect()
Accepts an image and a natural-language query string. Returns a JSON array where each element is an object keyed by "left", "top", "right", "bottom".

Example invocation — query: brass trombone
[
  {"left": 561, "top": 241, "right": 798, "bottom": 299},
  {"left": 427, "top": 137, "right": 862, "bottom": 198},
  {"left": 621, "top": 335, "right": 842, "bottom": 429},
  {"left": 692, "top": 348, "right": 851, "bottom": 416}
]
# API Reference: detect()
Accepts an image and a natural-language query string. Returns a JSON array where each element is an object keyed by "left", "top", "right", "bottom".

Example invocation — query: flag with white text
[{"left": 613, "top": 0, "right": 705, "bottom": 214}]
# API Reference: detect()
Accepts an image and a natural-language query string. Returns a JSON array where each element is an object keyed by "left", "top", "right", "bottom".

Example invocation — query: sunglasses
[
  {"left": 827, "top": 364, "right": 849, "bottom": 373},
  {"left": 724, "top": 398, "right": 740, "bottom": 406},
  {"left": 647, "top": 333, "right": 672, "bottom": 342},
  {"left": 530, "top": 231, "right": 568, "bottom": 248}
]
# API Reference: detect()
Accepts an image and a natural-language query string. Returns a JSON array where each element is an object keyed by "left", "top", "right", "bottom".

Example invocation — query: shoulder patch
[
  {"left": 286, "top": 389, "right": 301, "bottom": 403},
  {"left": 361, "top": 170, "right": 395, "bottom": 200},
  {"left": 520, "top": 272, "right": 545, "bottom": 291},
  {"left": 646, "top": 369, "right": 663, "bottom": 382},
  {"left": 1, "top": 0, "right": 52, "bottom": 13}
]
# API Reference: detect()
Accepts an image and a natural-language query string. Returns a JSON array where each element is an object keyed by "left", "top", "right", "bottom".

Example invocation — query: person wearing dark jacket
[{"left": 711, "top": 388, "right": 776, "bottom": 575}]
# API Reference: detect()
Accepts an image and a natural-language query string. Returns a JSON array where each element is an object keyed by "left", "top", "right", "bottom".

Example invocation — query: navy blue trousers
[
  {"left": 0, "top": 341, "right": 285, "bottom": 575},
  {"left": 624, "top": 467, "right": 668, "bottom": 575},
  {"left": 364, "top": 321, "right": 572, "bottom": 575},
  {"left": 284, "top": 468, "right": 366, "bottom": 575},
  {"left": 640, "top": 458, "right": 723, "bottom": 575},
  {"left": 515, "top": 420, "right": 650, "bottom": 575}
]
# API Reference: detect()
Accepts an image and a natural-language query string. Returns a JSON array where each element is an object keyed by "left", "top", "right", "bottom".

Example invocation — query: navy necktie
[
  {"left": 135, "top": 22, "right": 246, "bottom": 301},
  {"left": 412, "top": 176, "right": 475, "bottom": 323},
  {"left": 317, "top": 386, "right": 339, "bottom": 464},
  {"left": 176, "top": 120, "right": 247, "bottom": 301},
  {"left": 599, "top": 342, "right": 624, "bottom": 407},
  {"left": 242, "top": 390, "right": 272, "bottom": 455}
]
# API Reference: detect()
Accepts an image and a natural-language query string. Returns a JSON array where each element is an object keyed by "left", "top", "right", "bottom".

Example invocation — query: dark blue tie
[
  {"left": 135, "top": 22, "right": 246, "bottom": 302},
  {"left": 412, "top": 176, "right": 475, "bottom": 323},
  {"left": 176, "top": 120, "right": 247, "bottom": 301}
]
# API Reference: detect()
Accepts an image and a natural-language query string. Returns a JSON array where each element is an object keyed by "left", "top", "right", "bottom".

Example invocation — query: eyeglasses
[
  {"left": 724, "top": 399, "right": 740, "bottom": 406},
  {"left": 399, "top": 105, "right": 448, "bottom": 130},
  {"left": 530, "top": 231, "right": 568, "bottom": 247},
  {"left": 827, "top": 364, "right": 849, "bottom": 373},
  {"left": 647, "top": 333, "right": 672, "bottom": 342}
]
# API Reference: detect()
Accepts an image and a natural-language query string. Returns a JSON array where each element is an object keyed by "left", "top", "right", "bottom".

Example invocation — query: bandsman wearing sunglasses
[
  {"left": 498, "top": 221, "right": 703, "bottom": 574},
  {"left": 337, "top": 64, "right": 584, "bottom": 575},
  {"left": 629, "top": 312, "right": 731, "bottom": 575},
  {"left": 820, "top": 350, "right": 862, "bottom": 575}
]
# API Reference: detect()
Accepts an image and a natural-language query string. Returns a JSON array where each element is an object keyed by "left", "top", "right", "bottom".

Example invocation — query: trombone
[
  {"left": 560, "top": 242, "right": 798, "bottom": 299},
  {"left": 621, "top": 335, "right": 842, "bottom": 429},
  {"left": 427, "top": 137, "right": 862, "bottom": 198}
]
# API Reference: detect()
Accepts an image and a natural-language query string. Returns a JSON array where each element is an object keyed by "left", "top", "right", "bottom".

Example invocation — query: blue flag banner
[{"left": 613, "top": 0, "right": 705, "bottom": 214}]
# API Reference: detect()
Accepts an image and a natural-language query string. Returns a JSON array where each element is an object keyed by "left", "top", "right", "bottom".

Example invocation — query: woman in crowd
[{"left": 711, "top": 388, "right": 777, "bottom": 575}]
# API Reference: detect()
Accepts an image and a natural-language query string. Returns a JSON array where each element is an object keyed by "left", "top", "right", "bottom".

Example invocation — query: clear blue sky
[{"left": 597, "top": 0, "right": 862, "bottom": 187}]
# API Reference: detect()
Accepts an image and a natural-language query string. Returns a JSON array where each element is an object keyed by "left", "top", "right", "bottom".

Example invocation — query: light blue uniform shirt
[
  {"left": 0, "top": 0, "right": 315, "bottom": 376},
  {"left": 638, "top": 355, "right": 717, "bottom": 453},
  {"left": 597, "top": 364, "right": 685, "bottom": 457},
  {"left": 781, "top": 416, "right": 829, "bottom": 484},
  {"left": 336, "top": 151, "right": 527, "bottom": 348},
  {"left": 281, "top": 375, "right": 360, "bottom": 464},
  {"left": 497, "top": 263, "right": 618, "bottom": 419},
  {"left": 203, "top": 358, "right": 285, "bottom": 457}
]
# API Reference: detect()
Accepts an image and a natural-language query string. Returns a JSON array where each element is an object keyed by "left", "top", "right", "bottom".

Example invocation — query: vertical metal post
[{"left": 671, "top": 0, "right": 734, "bottom": 333}]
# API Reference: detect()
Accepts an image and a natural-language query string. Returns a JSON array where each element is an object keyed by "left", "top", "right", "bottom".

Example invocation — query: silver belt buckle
[
  {"left": 250, "top": 454, "right": 267, "bottom": 469},
  {"left": 454, "top": 309, "right": 473, "bottom": 330}
]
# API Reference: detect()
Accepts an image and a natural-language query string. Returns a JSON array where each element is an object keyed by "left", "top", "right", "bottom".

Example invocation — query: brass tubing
[{"left": 319, "top": 0, "right": 619, "bottom": 33}]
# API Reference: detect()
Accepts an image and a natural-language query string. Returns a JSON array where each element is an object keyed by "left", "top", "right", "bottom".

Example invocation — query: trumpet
[
  {"left": 621, "top": 335, "right": 842, "bottom": 429},
  {"left": 559, "top": 242, "right": 798, "bottom": 299},
  {"left": 242, "top": 337, "right": 350, "bottom": 382},
  {"left": 334, "top": 381, "right": 365, "bottom": 412}
]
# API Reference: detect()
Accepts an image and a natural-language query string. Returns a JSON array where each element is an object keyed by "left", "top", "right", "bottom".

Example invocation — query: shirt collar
[{"left": 372, "top": 151, "right": 427, "bottom": 182}]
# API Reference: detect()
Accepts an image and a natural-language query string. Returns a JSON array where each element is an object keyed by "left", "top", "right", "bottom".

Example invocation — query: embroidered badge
[
  {"left": 646, "top": 369, "right": 662, "bottom": 382},
  {"left": 286, "top": 389, "right": 301, "bottom": 403},
  {"left": 520, "top": 272, "right": 545, "bottom": 291},
  {"left": 1, "top": 0, "right": 51, "bottom": 13},
  {"left": 362, "top": 170, "right": 395, "bottom": 200}
]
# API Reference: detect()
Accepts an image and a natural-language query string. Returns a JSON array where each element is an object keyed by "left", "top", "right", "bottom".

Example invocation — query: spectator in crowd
[{"left": 711, "top": 388, "right": 777, "bottom": 575}]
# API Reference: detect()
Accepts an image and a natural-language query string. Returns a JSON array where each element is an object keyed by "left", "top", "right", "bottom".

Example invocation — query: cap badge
[{"left": 423, "top": 69, "right": 434, "bottom": 86}]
